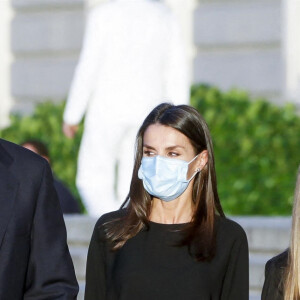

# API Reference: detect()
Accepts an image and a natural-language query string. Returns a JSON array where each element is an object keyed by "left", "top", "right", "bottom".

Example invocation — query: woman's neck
[{"left": 149, "top": 196, "right": 194, "bottom": 224}]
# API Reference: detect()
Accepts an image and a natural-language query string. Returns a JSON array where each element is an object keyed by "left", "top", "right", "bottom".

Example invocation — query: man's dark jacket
[{"left": 0, "top": 139, "right": 78, "bottom": 299}]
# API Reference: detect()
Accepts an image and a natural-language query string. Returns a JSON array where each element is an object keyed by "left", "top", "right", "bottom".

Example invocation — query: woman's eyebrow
[
  {"left": 166, "top": 145, "right": 186, "bottom": 150},
  {"left": 143, "top": 144, "right": 156, "bottom": 150},
  {"left": 143, "top": 145, "right": 186, "bottom": 150}
]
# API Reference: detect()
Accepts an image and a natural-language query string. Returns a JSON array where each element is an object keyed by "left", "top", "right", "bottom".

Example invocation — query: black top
[
  {"left": 85, "top": 210, "right": 249, "bottom": 300},
  {"left": 261, "top": 250, "right": 288, "bottom": 300}
]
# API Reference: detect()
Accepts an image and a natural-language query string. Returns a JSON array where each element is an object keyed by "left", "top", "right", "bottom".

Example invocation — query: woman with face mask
[
  {"left": 262, "top": 167, "right": 300, "bottom": 300},
  {"left": 84, "top": 103, "right": 249, "bottom": 300}
]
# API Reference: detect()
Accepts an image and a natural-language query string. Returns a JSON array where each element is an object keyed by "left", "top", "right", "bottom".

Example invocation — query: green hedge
[
  {"left": 1, "top": 85, "right": 300, "bottom": 215},
  {"left": 0, "top": 101, "right": 84, "bottom": 211},
  {"left": 191, "top": 84, "right": 300, "bottom": 215}
]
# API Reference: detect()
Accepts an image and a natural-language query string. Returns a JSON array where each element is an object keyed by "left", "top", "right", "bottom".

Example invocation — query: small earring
[{"left": 196, "top": 168, "right": 200, "bottom": 172}]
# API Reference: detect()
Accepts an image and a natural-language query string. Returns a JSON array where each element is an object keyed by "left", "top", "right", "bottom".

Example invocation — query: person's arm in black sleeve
[
  {"left": 24, "top": 161, "right": 79, "bottom": 299},
  {"left": 85, "top": 219, "right": 107, "bottom": 300},
  {"left": 221, "top": 227, "right": 249, "bottom": 300},
  {"left": 53, "top": 178, "right": 81, "bottom": 214}
]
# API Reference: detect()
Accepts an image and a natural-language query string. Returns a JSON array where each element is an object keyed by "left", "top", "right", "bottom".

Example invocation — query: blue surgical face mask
[{"left": 138, "top": 155, "right": 200, "bottom": 202}]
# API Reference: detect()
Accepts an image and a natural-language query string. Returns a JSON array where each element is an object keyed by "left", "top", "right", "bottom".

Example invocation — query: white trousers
[{"left": 76, "top": 123, "right": 137, "bottom": 217}]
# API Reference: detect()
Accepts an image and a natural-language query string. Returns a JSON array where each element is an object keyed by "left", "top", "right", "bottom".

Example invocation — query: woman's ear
[
  {"left": 197, "top": 150, "right": 208, "bottom": 171},
  {"left": 188, "top": 150, "right": 208, "bottom": 179}
]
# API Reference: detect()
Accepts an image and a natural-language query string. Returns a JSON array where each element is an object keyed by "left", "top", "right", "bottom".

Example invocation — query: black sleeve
[
  {"left": 221, "top": 229, "right": 249, "bottom": 300},
  {"left": 85, "top": 220, "right": 107, "bottom": 300},
  {"left": 261, "top": 259, "right": 284, "bottom": 300},
  {"left": 53, "top": 179, "right": 81, "bottom": 214},
  {"left": 24, "top": 162, "right": 79, "bottom": 299}
]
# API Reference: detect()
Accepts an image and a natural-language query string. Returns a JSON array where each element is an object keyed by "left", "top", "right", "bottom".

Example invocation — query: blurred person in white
[{"left": 62, "top": 0, "right": 189, "bottom": 217}]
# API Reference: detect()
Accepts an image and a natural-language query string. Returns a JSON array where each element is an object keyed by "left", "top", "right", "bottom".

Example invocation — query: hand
[{"left": 63, "top": 123, "right": 79, "bottom": 138}]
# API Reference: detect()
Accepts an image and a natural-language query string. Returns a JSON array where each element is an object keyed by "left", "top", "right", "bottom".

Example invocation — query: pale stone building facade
[
  {"left": 0, "top": 1, "right": 13, "bottom": 128},
  {"left": 1, "top": 0, "right": 300, "bottom": 128},
  {"left": 194, "top": 0, "right": 282, "bottom": 101}
]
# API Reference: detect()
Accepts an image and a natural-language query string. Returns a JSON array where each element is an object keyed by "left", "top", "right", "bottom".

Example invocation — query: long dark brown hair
[{"left": 105, "top": 103, "right": 225, "bottom": 261}]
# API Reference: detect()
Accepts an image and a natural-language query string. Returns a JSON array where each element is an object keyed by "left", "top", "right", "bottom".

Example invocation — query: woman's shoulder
[
  {"left": 265, "top": 249, "right": 289, "bottom": 274},
  {"left": 262, "top": 250, "right": 288, "bottom": 299},
  {"left": 89, "top": 209, "right": 128, "bottom": 243},
  {"left": 95, "top": 208, "right": 128, "bottom": 229},
  {"left": 216, "top": 216, "right": 248, "bottom": 242}
]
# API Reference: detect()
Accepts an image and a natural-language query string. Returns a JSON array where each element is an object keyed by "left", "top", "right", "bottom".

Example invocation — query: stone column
[
  {"left": 0, "top": 0, "right": 13, "bottom": 128},
  {"left": 283, "top": 0, "right": 300, "bottom": 103}
]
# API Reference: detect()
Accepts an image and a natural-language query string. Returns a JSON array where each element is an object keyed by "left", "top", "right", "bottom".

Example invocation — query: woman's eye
[
  {"left": 168, "top": 152, "right": 179, "bottom": 157},
  {"left": 143, "top": 150, "right": 155, "bottom": 156}
]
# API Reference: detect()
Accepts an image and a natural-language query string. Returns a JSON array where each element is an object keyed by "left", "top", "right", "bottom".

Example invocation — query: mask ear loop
[
  {"left": 187, "top": 154, "right": 201, "bottom": 182},
  {"left": 188, "top": 154, "right": 199, "bottom": 164}
]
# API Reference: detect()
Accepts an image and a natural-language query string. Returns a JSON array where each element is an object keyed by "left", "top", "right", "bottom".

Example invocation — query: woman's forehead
[{"left": 143, "top": 124, "right": 191, "bottom": 147}]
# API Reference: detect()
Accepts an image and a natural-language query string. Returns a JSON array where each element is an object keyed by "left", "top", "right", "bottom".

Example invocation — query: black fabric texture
[
  {"left": 53, "top": 178, "right": 81, "bottom": 214},
  {"left": 261, "top": 250, "right": 288, "bottom": 300},
  {"left": 85, "top": 209, "right": 249, "bottom": 300}
]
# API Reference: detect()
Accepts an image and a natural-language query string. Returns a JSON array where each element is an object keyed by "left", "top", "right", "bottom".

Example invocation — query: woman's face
[
  {"left": 143, "top": 123, "right": 196, "bottom": 160},
  {"left": 142, "top": 123, "right": 205, "bottom": 179}
]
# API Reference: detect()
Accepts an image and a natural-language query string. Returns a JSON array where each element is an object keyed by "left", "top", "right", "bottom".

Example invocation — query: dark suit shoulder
[{"left": 0, "top": 138, "right": 48, "bottom": 170}]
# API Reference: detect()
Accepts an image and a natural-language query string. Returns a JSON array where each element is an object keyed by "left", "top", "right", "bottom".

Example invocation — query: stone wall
[
  {"left": 0, "top": 0, "right": 13, "bottom": 128},
  {"left": 194, "top": 0, "right": 283, "bottom": 103},
  {"left": 9, "top": 0, "right": 196, "bottom": 115},
  {"left": 5, "top": 0, "right": 300, "bottom": 116},
  {"left": 10, "top": 0, "right": 85, "bottom": 113}
]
